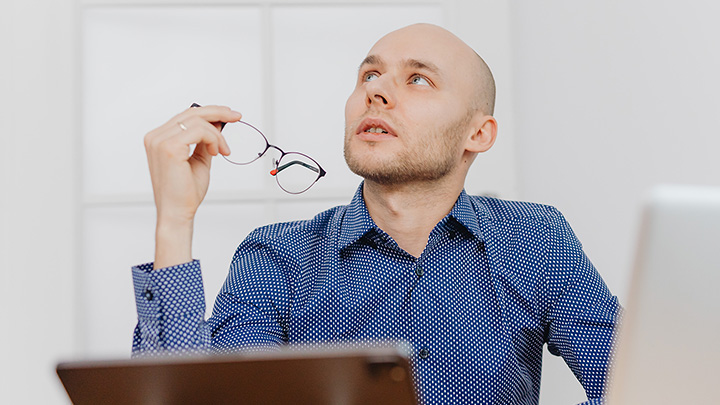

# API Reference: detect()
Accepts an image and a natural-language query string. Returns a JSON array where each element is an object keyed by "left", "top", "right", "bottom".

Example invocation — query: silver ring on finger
[{"left": 178, "top": 122, "right": 188, "bottom": 131}]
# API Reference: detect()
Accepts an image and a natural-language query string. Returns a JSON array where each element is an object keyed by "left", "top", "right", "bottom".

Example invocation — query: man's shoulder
[
  {"left": 467, "top": 194, "right": 563, "bottom": 225},
  {"left": 246, "top": 204, "right": 347, "bottom": 244},
  {"left": 468, "top": 194, "right": 581, "bottom": 254}
]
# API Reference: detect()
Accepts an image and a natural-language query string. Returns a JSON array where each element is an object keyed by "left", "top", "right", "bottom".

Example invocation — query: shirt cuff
[{"left": 132, "top": 260, "right": 205, "bottom": 320}]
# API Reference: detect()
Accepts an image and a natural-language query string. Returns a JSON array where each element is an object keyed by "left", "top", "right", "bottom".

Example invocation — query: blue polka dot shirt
[{"left": 132, "top": 185, "right": 621, "bottom": 404}]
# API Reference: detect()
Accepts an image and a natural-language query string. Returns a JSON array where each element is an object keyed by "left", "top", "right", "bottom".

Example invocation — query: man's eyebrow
[
  {"left": 358, "top": 55, "right": 383, "bottom": 71},
  {"left": 405, "top": 58, "right": 440, "bottom": 75}
]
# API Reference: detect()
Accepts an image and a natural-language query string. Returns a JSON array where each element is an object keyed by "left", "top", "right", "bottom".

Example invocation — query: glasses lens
[
  {"left": 274, "top": 152, "right": 322, "bottom": 194},
  {"left": 221, "top": 121, "right": 268, "bottom": 165}
]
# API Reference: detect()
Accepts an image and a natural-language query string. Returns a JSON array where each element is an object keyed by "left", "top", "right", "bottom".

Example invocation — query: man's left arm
[{"left": 543, "top": 211, "right": 622, "bottom": 404}]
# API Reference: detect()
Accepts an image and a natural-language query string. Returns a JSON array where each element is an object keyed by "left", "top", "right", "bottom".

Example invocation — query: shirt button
[
  {"left": 419, "top": 349, "right": 429, "bottom": 359},
  {"left": 145, "top": 289, "right": 153, "bottom": 301},
  {"left": 415, "top": 264, "right": 424, "bottom": 278}
]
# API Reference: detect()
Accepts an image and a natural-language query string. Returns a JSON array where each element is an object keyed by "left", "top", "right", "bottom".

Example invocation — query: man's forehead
[{"left": 361, "top": 24, "right": 474, "bottom": 71}]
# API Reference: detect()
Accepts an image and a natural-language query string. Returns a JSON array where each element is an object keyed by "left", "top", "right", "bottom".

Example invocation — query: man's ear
[{"left": 465, "top": 114, "right": 497, "bottom": 153}]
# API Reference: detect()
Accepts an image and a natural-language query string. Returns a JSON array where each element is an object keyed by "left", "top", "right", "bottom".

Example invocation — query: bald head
[
  {"left": 344, "top": 23, "right": 499, "bottom": 187},
  {"left": 471, "top": 50, "right": 496, "bottom": 115},
  {"left": 370, "top": 23, "right": 496, "bottom": 116}
]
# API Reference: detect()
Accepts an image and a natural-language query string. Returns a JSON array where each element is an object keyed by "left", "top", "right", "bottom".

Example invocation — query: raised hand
[{"left": 143, "top": 105, "right": 242, "bottom": 269}]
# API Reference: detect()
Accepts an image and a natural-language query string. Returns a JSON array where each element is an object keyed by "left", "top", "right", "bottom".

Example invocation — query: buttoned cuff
[{"left": 132, "top": 260, "right": 205, "bottom": 321}]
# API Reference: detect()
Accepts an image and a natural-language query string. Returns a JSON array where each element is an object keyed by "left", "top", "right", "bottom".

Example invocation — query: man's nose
[
  {"left": 371, "top": 93, "right": 389, "bottom": 105},
  {"left": 365, "top": 78, "right": 394, "bottom": 108}
]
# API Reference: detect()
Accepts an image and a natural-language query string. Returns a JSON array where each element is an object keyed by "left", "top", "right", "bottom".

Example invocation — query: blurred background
[{"left": 1, "top": 0, "right": 718, "bottom": 403}]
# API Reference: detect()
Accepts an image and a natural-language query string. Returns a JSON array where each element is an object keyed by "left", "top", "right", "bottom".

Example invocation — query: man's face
[{"left": 343, "top": 24, "right": 480, "bottom": 185}]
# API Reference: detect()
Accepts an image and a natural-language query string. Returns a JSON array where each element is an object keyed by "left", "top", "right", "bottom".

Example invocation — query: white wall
[
  {"left": 511, "top": 1, "right": 720, "bottom": 299},
  {"left": 510, "top": 4, "right": 720, "bottom": 402},
  {"left": 0, "top": 0, "right": 78, "bottom": 403}
]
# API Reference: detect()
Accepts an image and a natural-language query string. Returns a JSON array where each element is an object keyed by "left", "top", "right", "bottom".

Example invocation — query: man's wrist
[{"left": 154, "top": 217, "right": 194, "bottom": 270}]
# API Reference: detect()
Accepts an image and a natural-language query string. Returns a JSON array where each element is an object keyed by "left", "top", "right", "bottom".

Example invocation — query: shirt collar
[
  {"left": 446, "top": 189, "right": 485, "bottom": 242},
  {"left": 337, "top": 183, "right": 377, "bottom": 250},
  {"left": 337, "top": 184, "right": 485, "bottom": 251}
]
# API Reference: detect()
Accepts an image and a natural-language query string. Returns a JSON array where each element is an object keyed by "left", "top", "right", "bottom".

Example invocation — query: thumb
[{"left": 189, "top": 141, "right": 214, "bottom": 169}]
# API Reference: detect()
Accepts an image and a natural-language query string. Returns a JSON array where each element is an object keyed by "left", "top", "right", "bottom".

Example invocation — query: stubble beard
[{"left": 343, "top": 114, "right": 471, "bottom": 186}]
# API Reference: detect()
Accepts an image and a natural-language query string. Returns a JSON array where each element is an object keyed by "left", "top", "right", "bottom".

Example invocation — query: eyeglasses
[{"left": 191, "top": 103, "right": 326, "bottom": 194}]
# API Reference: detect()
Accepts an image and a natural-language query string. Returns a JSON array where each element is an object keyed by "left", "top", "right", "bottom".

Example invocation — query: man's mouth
[
  {"left": 365, "top": 127, "right": 389, "bottom": 134},
  {"left": 357, "top": 118, "right": 396, "bottom": 137}
]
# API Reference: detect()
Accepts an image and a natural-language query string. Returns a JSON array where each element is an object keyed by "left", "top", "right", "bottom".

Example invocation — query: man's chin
[
  {"left": 346, "top": 154, "right": 456, "bottom": 186},
  {"left": 346, "top": 157, "right": 395, "bottom": 184},
  {"left": 343, "top": 144, "right": 417, "bottom": 184},
  {"left": 344, "top": 146, "right": 387, "bottom": 173},
  {"left": 346, "top": 159, "right": 421, "bottom": 186}
]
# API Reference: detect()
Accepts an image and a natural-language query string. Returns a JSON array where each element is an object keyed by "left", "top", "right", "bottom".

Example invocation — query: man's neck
[{"left": 362, "top": 178, "right": 464, "bottom": 258}]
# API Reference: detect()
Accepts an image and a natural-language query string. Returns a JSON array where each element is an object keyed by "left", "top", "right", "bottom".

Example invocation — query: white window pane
[
  {"left": 81, "top": 202, "right": 270, "bottom": 357},
  {"left": 81, "top": 205, "right": 155, "bottom": 357},
  {"left": 82, "top": 6, "right": 265, "bottom": 198},
  {"left": 272, "top": 5, "right": 443, "bottom": 193}
]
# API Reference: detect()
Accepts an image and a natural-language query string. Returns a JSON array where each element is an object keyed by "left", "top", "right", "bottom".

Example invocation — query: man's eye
[
  {"left": 364, "top": 72, "right": 379, "bottom": 82},
  {"left": 410, "top": 75, "right": 430, "bottom": 86}
]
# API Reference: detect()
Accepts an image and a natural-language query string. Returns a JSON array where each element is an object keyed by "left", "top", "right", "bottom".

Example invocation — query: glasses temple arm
[{"left": 271, "top": 160, "right": 320, "bottom": 175}]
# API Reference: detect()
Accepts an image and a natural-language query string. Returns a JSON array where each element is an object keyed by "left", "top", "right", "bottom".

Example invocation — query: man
[{"left": 134, "top": 24, "right": 620, "bottom": 404}]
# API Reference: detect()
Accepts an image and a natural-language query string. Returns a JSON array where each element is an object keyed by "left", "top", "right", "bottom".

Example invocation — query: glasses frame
[
  {"left": 221, "top": 120, "right": 326, "bottom": 194},
  {"left": 190, "top": 103, "right": 326, "bottom": 194}
]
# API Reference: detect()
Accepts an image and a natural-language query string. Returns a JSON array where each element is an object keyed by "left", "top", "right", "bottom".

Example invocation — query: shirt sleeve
[
  {"left": 131, "top": 230, "right": 292, "bottom": 356},
  {"left": 543, "top": 209, "right": 622, "bottom": 401},
  {"left": 131, "top": 260, "right": 211, "bottom": 356},
  {"left": 204, "top": 233, "right": 292, "bottom": 352}
]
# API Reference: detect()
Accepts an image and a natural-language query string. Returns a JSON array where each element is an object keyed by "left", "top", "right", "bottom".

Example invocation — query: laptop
[
  {"left": 607, "top": 185, "right": 720, "bottom": 404},
  {"left": 57, "top": 344, "right": 417, "bottom": 405}
]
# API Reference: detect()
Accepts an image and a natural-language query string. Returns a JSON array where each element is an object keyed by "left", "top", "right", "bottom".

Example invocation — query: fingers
[
  {"left": 173, "top": 116, "right": 224, "bottom": 157},
  {"left": 172, "top": 105, "right": 242, "bottom": 130},
  {"left": 173, "top": 105, "right": 239, "bottom": 156},
  {"left": 145, "top": 106, "right": 238, "bottom": 159}
]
